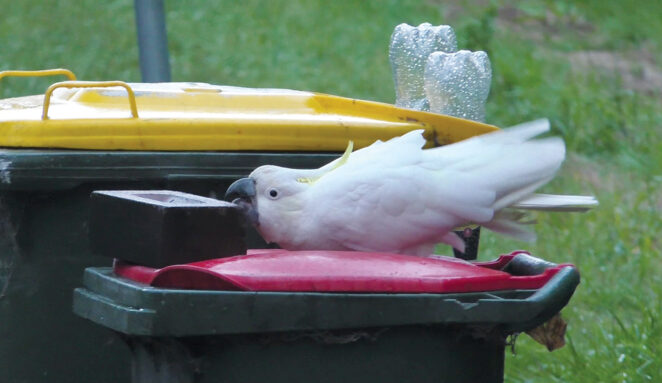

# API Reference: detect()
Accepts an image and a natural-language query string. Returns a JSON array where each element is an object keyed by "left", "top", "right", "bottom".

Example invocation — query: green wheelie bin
[{"left": 0, "top": 71, "right": 496, "bottom": 382}]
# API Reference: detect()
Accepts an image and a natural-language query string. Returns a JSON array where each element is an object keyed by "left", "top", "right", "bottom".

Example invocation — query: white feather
[{"left": 513, "top": 193, "right": 599, "bottom": 212}]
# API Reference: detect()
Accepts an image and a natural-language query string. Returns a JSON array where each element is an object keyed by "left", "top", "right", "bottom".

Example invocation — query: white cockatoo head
[
  {"left": 225, "top": 166, "right": 310, "bottom": 245},
  {"left": 225, "top": 142, "right": 354, "bottom": 248}
]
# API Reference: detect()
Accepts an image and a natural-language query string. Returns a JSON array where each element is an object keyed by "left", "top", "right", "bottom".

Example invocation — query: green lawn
[{"left": 2, "top": 1, "right": 660, "bottom": 381}]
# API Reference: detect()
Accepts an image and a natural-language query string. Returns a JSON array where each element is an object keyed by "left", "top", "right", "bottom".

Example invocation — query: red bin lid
[{"left": 113, "top": 249, "right": 567, "bottom": 294}]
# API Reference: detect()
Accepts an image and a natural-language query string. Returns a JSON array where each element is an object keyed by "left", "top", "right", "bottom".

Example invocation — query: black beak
[
  {"left": 225, "top": 177, "right": 259, "bottom": 227},
  {"left": 225, "top": 177, "right": 256, "bottom": 201}
]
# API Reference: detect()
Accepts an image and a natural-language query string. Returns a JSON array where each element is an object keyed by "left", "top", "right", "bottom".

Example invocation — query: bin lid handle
[{"left": 42, "top": 80, "right": 139, "bottom": 120}]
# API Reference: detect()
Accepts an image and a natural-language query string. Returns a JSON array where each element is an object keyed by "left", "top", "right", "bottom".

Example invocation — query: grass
[{"left": 2, "top": 0, "right": 660, "bottom": 381}]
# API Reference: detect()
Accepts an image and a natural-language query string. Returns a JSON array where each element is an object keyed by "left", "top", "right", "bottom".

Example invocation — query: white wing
[{"left": 304, "top": 119, "right": 567, "bottom": 254}]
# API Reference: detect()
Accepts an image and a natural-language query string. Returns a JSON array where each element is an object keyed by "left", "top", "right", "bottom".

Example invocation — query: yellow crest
[{"left": 297, "top": 140, "right": 354, "bottom": 184}]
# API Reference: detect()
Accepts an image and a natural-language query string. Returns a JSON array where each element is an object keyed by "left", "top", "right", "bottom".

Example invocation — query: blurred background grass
[{"left": 1, "top": 0, "right": 660, "bottom": 381}]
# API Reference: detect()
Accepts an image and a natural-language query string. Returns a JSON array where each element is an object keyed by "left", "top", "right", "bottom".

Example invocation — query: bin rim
[
  {"left": 73, "top": 251, "right": 580, "bottom": 336},
  {"left": 0, "top": 150, "right": 339, "bottom": 191}
]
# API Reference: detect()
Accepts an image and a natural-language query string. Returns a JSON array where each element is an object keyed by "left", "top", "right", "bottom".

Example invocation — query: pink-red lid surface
[{"left": 114, "top": 249, "right": 568, "bottom": 293}]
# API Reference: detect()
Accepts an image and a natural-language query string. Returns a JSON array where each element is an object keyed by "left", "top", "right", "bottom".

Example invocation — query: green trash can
[
  {"left": 0, "top": 75, "right": 497, "bottom": 382},
  {"left": 73, "top": 252, "right": 579, "bottom": 383}
]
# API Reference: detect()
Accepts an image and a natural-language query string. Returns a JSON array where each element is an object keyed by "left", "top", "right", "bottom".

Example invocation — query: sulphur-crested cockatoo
[{"left": 226, "top": 119, "right": 597, "bottom": 255}]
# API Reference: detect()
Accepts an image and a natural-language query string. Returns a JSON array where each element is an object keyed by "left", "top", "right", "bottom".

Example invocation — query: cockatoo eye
[{"left": 267, "top": 188, "right": 279, "bottom": 199}]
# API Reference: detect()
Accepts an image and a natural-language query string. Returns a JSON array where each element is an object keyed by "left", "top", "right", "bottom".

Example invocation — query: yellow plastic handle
[
  {"left": 0, "top": 68, "right": 77, "bottom": 82},
  {"left": 42, "top": 81, "right": 139, "bottom": 120}
]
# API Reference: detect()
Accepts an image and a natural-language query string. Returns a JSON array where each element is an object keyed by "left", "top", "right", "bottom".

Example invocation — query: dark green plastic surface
[
  {"left": 0, "top": 149, "right": 335, "bottom": 383},
  {"left": 126, "top": 326, "right": 506, "bottom": 383}
]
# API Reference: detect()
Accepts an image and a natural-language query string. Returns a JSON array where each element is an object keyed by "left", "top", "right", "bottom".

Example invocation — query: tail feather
[
  {"left": 483, "top": 193, "right": 598, "bottom": 243},
  {"left": 512, "top": 193, "right": 599, "bottom": 212}
]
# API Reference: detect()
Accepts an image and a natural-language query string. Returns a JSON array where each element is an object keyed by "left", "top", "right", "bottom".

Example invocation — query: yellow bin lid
[{"left": 0, "top": 76, "right": 497, "bottom": 151}]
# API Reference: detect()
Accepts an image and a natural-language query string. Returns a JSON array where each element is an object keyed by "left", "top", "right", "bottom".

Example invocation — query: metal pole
[{"left": 134, "top": 0, "right": 171, "bottom": 82}]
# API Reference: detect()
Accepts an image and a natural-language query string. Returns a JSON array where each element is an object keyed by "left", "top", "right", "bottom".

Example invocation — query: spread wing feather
[{"left": 306, "top": 119, "right": 565, "bottom": 254}]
